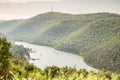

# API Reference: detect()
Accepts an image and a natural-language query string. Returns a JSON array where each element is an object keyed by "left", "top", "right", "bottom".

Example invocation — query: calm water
[{"left": 15, "top": 41, "right": 98, "bottom": 71}]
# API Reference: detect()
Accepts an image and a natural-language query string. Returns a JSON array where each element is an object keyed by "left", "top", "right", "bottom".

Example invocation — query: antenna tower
[{"left": 51, "top": 6, "right": 53, "bottom": 12}]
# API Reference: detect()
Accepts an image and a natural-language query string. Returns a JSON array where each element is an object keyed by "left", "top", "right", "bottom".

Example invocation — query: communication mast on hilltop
[{"left": 51, "top": 6, "right": 54, "bottom": 12}]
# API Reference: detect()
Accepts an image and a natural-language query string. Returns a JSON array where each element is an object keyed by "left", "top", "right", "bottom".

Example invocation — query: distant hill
[
  {"left": 0, "top": 33, "right": 5, "bottom": 37},
  {"left": 0, "top": 20, "right": 25, "bottom": 33},
  {"left": 0, "top": 12, "right": 120, "bottom": 72}
]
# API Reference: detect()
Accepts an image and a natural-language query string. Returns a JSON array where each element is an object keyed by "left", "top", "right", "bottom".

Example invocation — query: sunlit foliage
[{"left": 0, "top": 37, "right": 11, "bottom": 79}]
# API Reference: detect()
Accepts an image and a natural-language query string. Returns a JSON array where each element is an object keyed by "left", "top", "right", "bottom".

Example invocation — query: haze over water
[{"left": 15, "top": 41, "right": 98, "bottom": 71}]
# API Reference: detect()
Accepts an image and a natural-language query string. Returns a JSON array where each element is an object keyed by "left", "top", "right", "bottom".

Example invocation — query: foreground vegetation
[
  {"left": 6, "top": 61, "right": 120, "bottom": 80},
  {"left": 0, "top": 37, "right": 120, "bottom": 80}
]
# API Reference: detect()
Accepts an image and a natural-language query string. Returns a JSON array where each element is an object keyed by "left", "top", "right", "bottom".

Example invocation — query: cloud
[{"left": 0, "top": 0, "right": 61, "bottom": 3}]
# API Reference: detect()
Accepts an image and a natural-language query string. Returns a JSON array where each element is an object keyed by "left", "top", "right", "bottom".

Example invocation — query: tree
[{"left": 0, "top": 37, "right": 11, "bottom": 79}]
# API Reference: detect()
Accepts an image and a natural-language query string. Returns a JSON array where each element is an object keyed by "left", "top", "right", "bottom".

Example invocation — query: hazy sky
[{"left": 0, "top": 0, "right": 120, "bottom": 20}]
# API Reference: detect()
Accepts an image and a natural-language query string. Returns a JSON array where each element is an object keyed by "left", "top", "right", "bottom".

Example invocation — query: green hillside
[
  {"left": 0, "top": 20, "right": 26, "bottom": 34},
  {"left": 0, "top": 12, "right": 120, "bottom": 72}
]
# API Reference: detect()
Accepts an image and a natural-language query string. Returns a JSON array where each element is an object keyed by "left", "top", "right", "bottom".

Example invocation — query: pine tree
[{"left": 0, "top": 37, "right": 11, "bottom": 79}]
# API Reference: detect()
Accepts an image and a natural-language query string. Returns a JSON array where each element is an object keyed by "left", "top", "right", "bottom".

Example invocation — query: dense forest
[
  {"left": 0, "top": 12, "right": 120, "bottom": 73},
  {"left": 0, "top": 37, "right": 120, "bottom": 80}
]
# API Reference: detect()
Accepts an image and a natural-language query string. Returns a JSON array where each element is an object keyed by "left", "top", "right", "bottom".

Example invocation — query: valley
[{"left": 0, "top": 12, "right": 119, "bottom": 72}]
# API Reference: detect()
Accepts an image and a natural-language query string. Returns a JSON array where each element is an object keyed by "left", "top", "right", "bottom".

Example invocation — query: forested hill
[{"left": 0, "top": 12, "right": 120, "bottom": 72}]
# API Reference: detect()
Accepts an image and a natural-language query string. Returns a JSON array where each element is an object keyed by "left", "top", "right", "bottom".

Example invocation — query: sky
[{"left": 0, "top": 0, "right": 120, "bottom": 20}]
